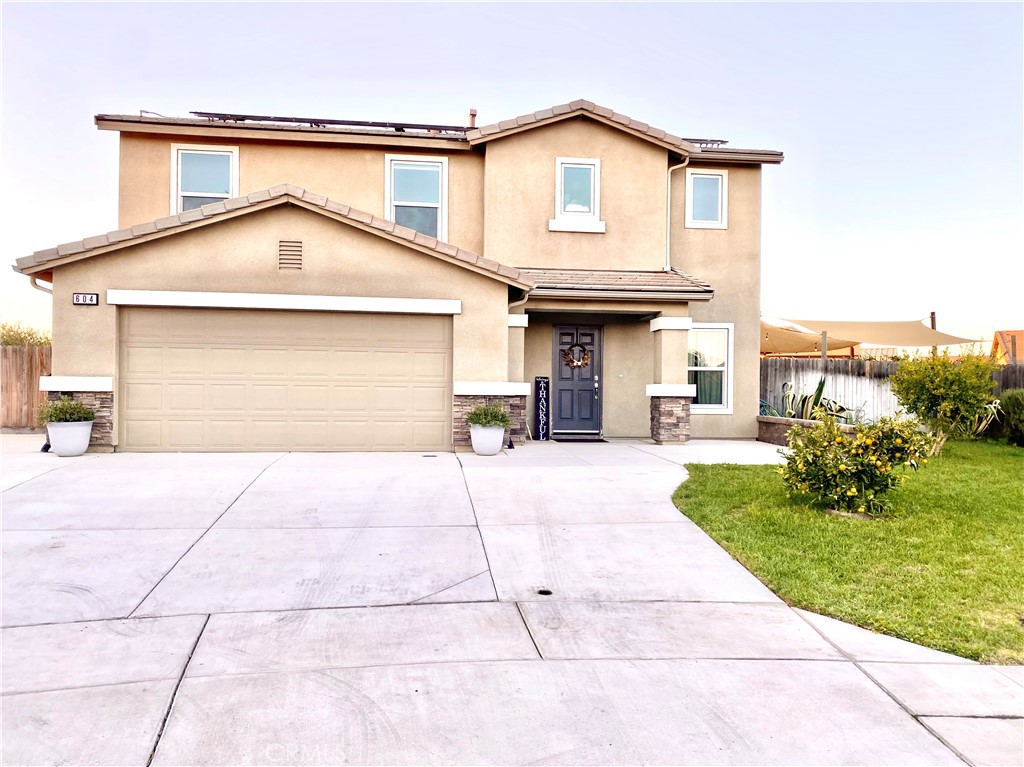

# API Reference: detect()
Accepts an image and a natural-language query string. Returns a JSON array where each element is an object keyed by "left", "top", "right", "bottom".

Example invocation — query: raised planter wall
[{"left": 757, "top": 415, "right": 857, "bottom": 446}]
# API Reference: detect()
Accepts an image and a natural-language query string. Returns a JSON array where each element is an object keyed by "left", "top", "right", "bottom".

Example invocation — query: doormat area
[{"left": 551, "top": 436, "right": 607, "bottom": 443}]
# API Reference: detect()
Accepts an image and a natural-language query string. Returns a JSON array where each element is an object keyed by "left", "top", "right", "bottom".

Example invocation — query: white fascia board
[
  {"left": 453, "top": 381, "right": 531, "bottom": 396},
  {"left": 507, "top": 314, "right": 529, "bottom": 328},
  {"left": 40, "top": 376, "right": 114, "bottom": 392},
  {"left": 645, "top": 383, "right": 697, "bottom": 397},
  {"left": 106, "top": 290, "right": 462, "bottom": 315},
  {"left": 650, "top": 317, "right": 693, "bottom": 332}
]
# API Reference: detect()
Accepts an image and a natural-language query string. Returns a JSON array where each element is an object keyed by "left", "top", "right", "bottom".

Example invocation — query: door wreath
[{"left": 562, "top": 343, "right": 591, "bottom": 369}]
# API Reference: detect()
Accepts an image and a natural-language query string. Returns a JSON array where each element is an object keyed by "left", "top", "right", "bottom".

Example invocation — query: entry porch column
[{"left": 648, "top": 315, "right": 695, "bottom": 444}]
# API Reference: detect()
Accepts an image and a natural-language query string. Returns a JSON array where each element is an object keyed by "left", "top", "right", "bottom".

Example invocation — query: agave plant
[{"left": 782, "top": 378, "right": 853, "bottom": 423}]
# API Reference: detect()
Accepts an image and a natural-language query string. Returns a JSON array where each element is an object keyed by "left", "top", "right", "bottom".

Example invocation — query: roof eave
[
  {"left": 527, "top": 288, "right": 714, "bottom": 302},
  {"left": 95, "top": 116, "right": 473, "bottom": 151},
  {"left": 468, "top": 110, "right": 695, "bottom": 156}
]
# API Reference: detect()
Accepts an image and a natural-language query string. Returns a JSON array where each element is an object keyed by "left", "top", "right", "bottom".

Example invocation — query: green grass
[{"left": 673, "top": 440, "right": 1024, "bottom": 663}]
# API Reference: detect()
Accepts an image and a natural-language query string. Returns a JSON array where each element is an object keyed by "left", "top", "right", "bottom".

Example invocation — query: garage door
[{"left": 118, "top": 307, "right": 452, "bottom": 451}]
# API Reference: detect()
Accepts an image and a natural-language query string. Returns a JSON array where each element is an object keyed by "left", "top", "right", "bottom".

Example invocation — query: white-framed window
[
  {"left": 684, "top": 168, "right": 728, "bottom": 229},
  {"left": 170, "top": 144, "right": 238, "bottom": 214},
  {"left": 548, "top": 157, "right": 606, "bottom": 233},
  {"left": 384, "top": 154, "right": 448, "bottom": 241},
  {"left": 688, "top": 323, "right": 734, "bottom": 413}
]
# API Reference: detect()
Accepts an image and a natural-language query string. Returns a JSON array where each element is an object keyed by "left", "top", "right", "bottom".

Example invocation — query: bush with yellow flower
[{"left": 778, "top": 409, "right": 935, "bottom": 516}]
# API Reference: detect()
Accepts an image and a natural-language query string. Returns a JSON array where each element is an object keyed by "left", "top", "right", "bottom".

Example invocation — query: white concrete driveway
[{"left": 1, "top": 434, "right": 1020, "bottom": 766}]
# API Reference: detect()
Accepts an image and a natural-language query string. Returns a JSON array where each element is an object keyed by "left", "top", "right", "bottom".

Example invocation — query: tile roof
[
  {"left": 14, "top": 185, "right": 531, "bottom": 288},
  {"left": 467, "top": 99, "right": 698, "bottom": 155},
  {"left": 520, "top": 268, "right": 713, "bottom": 297}
]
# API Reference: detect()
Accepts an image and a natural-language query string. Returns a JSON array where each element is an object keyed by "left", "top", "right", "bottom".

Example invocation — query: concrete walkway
[{"left": 1, "top": 433, "right": 1020, "bottom": 766}]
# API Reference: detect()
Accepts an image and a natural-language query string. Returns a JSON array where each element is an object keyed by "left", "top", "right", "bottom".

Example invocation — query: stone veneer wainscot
[
  {"left": 45, "top": 391, "right": 114, "bottom": 451},
  {"left": 650, "top": 396, "right": 691, "bottom": 444},
  {"left": 453, "top": 395, "right": 527, "bottom": 448}
]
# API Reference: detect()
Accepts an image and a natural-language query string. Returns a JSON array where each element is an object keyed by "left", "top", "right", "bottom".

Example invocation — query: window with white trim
[
  {"left": 170, "top": 144, "right": 238, "bottom": 214},
  {"left": 548, "top": 157, "right": 606, "bottom": 233},
  {"left": 385, "top": 154, "right": 448, "bottom": 240},
  {"left": 684, "top": 168, "right": 728, "bottom": 229},
  {"left": 688, "top": 323, "right": 733, "bottom": 412}
]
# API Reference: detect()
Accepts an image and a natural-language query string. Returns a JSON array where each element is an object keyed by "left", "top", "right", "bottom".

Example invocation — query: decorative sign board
[
  {"left": 534, "top": 376, "right": 550, "bottom": 441},
  {"left": 72, "top": 293, "right": 99, "bottom": 306}
]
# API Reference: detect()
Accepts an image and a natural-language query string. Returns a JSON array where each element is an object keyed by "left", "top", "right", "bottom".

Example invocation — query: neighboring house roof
[
  {"left": 13, "top": 185, "right": 532, "bottom": 289},
  {"left": 520, "top": 267, "right": 714, "bottom": 302},
  {"left": 992, "top": 330, "right": 1024, "bottom": 364},
  {"left": 96, "top": 100, "right": 784, "bottom": 163},
  {"left": 466, "top": 99, "right": 785, "bottom": 164}
]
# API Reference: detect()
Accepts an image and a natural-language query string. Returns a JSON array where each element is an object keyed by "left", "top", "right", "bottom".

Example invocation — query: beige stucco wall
[
  {"left": 524, "top": 315, "right": 654, "bottom": 438},
  {"left": 673, "top": 164, "right": 762, "bottom": 438},
  {"left": 483, "top": 119, "right": 668, "bottom": 270},
  {"left": 117, "top": 135, "right": 485, "bottom": 253},
  {"left": 50, "top": 204, "right": 509, "bottom": 387}
]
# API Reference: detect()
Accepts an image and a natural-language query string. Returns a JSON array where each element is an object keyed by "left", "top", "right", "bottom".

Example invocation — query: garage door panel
[
  {"left": 209, "top": 348, "right": 248, "bottom": 377},
  {"left": 210, "top": 384, "right": 247, "bottom": 413},
  {"left": 167, "top": 421, "right": 205, "bottom": 449},
  {"left": 167, "top": 384, "right": 205, "bottom": 413},
  {"left": 251, "top": 349, "right": 289, "bottom": 377},
  {"left": 124, "top": 347, "right": 163, "bottom": 376},
  {"left": 332, "top": 386, "right": 371, "bottom": 412},
  {"left": 293, "top": 350, "right": 331, "bottom": 378},
  {"left": 124, "top": 420, "right": 162, "bottom": 449},
  {"left": 250, "top": 385, "right": 289, "bottom": 412},
  {"left": 334, "top": 351, "right": 371, "bottom": 379},
  {"left": 123, "top": 382, "right": 162, "bottom": 412},
  {"left": 119, "top": 308, "right": 452, "bottom": 451}
]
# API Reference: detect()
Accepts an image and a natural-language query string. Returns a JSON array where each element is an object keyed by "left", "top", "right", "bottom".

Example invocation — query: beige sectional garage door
[{"left": 118, "top": 307, "right": 452, "bottom": 451}]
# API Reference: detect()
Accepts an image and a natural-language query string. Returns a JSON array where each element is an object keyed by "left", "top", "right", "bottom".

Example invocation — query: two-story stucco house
[{"left": 13, "top": 99, "right": 783, "bottom": 452}]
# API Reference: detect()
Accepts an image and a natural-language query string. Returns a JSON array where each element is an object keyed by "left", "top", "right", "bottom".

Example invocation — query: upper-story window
[
  {"left": 684, "top": 168, "right": 728, "bottom": 229},
  {"left": 385, "top": 154, "right": 448, "bottom": 240},
  {"left": 548, "top": 157, "right": 606, "bottom": 233},
  {"left": 170, "top": 144, "right": 238, "bottom": 214},
  {"left": 688, "top": 323, "right": 734, "bottom": 413}
]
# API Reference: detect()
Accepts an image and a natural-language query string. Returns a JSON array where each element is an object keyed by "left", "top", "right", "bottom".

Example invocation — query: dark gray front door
[{"left": 552, "top": 325, "right": 602, "bottom": 435}]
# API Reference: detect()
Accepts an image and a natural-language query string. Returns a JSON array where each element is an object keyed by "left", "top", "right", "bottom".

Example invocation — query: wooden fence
[
  {"left": 760, "top": 359, "right": 1024, "bottom": 423},
  {"left": 1, "top": 346, "right": 51, "bottom": 428}
]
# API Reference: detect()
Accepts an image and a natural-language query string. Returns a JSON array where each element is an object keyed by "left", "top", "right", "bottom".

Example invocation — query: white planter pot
[
  {"left": 46, "top": 421, "right": 94, "bottom": 457},
  {"left": 469, "top": 424, "right": 506, "bottom": 456}
]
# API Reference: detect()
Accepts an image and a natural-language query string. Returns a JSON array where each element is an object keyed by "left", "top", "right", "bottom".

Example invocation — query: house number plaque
[
  {"left": 72, "top": 293, "right": 99, "bottom": 306},
  {"left": 534, "top": 376, "right": 550, "bottom": 441}
]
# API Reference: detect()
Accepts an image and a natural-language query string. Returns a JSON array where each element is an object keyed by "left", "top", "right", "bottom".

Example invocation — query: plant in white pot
[
  {"left": 38, "top": 396, "right": 95, "bottom": 457},
  {"left": 467, "top": 404, "right": 511, "bottom": 456}
]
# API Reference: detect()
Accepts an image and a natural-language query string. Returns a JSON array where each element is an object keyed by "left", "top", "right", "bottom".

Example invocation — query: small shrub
[
  {"left": 779, "top": 410, "right": 934, "bottom": 516},
  {"left": 38, "top": 396, "right": 95, "bottom": 425},
  {"left": 890, "top": 352, "right": 998, "bottom": 449},
  {"left": 466, "top": 404, "right": 511, "bottom": 429},
  {"left": 0, "top": 322, "right": 51, "bottom": 347},
  {"left": 1000, "top": 388, "right": 1024, "bottom": 447}
]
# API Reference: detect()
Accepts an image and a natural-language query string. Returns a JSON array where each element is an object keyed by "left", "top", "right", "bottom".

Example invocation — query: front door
[{"left": 552, "top": 325, "right": 602, "bottom": 436}]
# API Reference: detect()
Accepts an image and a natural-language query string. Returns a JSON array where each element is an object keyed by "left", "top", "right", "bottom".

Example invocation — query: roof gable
[
  {"left": 14, "top": 185, "right": 531, "bottom": 289},
  {"left": 466, "top": 99, "right": 696, "bottom": 156}
]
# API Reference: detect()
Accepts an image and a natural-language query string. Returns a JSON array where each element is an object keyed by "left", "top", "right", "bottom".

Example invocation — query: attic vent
[{"left": 278, "top": 240, "right": 302, "bottom": 270}]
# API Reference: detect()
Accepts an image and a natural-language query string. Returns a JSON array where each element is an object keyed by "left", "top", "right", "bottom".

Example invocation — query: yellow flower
[
  {"left": 839, "top": 464, "right": 846, "bottom": 471},
  {"left": 847, "top": 487, "right": 858, "bottom": 496},
  {"left": 895, "top": 438, "right": 903, "bottom": 445},
  {"left": 865, "top": 438, "right": 874, "bottom": 446},
  {"left": 858, "top": 506, "right": 866, "bottom": 513},
  {"left": 835, "top": 437, "right": 844, "bottom": 444},
  {"left": 922, "top": 459, "right": 928, "bottom": 464}
]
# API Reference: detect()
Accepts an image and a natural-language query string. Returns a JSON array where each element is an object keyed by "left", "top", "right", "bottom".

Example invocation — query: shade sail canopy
[
  {"left": 785, "top": 319, "right": 977, "bottom": 347},
  {"left": 761, "top": 322, "right": 858, "bottom": 354}
]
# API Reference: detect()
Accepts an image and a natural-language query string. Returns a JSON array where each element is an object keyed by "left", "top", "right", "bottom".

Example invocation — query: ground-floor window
[{"left": 688, "top": 323, "right": 733, "bottom": 413}]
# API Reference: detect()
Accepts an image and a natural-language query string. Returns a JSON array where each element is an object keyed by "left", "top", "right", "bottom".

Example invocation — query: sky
[{"left": 2, "top": 2, "right": 1021, "bottom": 342}]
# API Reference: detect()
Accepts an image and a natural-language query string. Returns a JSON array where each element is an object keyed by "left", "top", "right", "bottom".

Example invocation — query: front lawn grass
[{"left": 673, "top": 440, "right": 1024, "bottom": 663}]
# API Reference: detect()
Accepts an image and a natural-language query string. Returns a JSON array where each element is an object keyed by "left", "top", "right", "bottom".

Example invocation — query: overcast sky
[{"left": 2, "top": 2, "right": 1021, "bottom": 342}]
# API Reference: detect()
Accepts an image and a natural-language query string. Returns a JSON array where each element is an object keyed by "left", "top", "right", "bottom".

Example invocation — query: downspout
[
  {"left": 30, "top": 276, "right": 53, "bottom": 294},
  {"left": 665, "top": 156, "right": 691, "bottom": 272}
]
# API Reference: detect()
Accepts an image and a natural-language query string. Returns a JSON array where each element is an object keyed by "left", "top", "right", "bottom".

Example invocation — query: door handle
[{"left": 594, "top": 375, "right": 599, "bottom": 400}]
